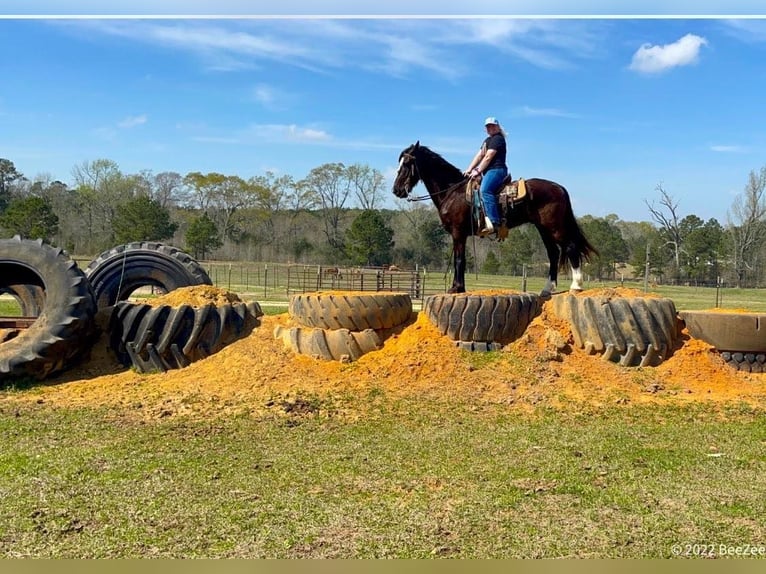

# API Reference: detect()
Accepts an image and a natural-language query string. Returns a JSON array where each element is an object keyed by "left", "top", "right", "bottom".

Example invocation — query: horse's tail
[{"left": 560, "top": 186, "right": 598, "bottom": 271}]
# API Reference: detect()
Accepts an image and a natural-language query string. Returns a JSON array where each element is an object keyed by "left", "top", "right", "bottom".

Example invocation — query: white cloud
[
  {"left": 721, "top": 19, "right": 766, "bottom": 43},
  {"left": 252, "top": 84, "right": 297, "bottom": 110},
  {"left": 117, "top": 114, "right": 147, "bottom": 128},
  {"left": 247, "top": 123, "right": 332, "bottom": 143},
  {"left": 629, "top": 33, "right": 707, "bottom": 74},
  {"left": 519, "top": 105, "right": 581, "bottom": 119},
  {"left": 710, "top": 144, "right": 746, "bottom": 153},
  {"left": 58, "top": 18, "right": 602, "bottom": 80}
]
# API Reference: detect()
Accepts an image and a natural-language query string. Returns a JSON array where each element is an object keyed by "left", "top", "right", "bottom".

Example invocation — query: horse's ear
[{"left": 414, "top": 141, "right": 420, "bottom": 149}]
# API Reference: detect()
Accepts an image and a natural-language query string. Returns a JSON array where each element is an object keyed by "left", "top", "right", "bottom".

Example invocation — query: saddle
[
  {"left": 466, "top": 177, "right": 529, "bottom": 207},
  {"left": 466, "top": 177, "right": 529, "bottom": 241}
]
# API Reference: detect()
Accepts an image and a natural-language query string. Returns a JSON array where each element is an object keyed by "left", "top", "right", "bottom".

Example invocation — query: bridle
[{"left": 398, "top": 151, "right": 469, "bottom": 202}]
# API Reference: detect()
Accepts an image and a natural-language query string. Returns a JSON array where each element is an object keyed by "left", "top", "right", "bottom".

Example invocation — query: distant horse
[{"left": 392, "top": 141, "right": 597, "bottom": 297}]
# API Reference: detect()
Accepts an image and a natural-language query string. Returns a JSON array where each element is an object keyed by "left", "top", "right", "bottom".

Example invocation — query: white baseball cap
[{"left": 484, "top": 116, "right": 499, "bottom": 126}]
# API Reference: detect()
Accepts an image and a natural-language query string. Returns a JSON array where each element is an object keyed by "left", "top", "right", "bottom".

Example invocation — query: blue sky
[{"left": 2, "top": 3, "right": 766, "bottom": 222}]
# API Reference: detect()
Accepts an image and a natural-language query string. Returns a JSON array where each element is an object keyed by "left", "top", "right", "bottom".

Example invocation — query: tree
[
  {"left": 152, "top": 171, "right": 186, "bottom": 208},
  {"left": 347, "top": 163, "right": 385, "bottom": 210},
  {"left": 183, "top": 171, "right": 227, "bottom": 212},
  {"left": 184, "top": 172, "right": 259, "bottom": 245},
  {"left": 0, "top": 158, "right": 23, "bottom": 212},
  {"left": 299, "top": 162, "right": 351, "bottom": 254},
  {"left": 497, "top": 226, "right": 539, "bottom": 275},
  {"left": 578, "top": 215, "right": 629, "bottom": 280},
  {"left": 71, "top": 159, "right": 135, "bottom": 252},
  {"left": 727, "top": 166, "right": 766, "bottom": 288},
  {"left": 482, "top": 250, "right": 501, "bottom": 274},
  {"left": 396, "top": 203, "right": 448, "bottom": 269},
  {"left": 679, "top": 215, "right": 725, "bottom": 283},
  {"left": 0, "top": 196, "right": 59, "bottom": 241},
  {"left": 645, "top": 184, "right": 684, "bottom": 279},
  {"left": 346, "top": 209, "right": 395, "bottom": 266},
  {"left": 621, "top": 221, "right": 661, "bottom": 280},
  {"left": 185, "top": 213, "right": 222, "bottom": 260},
  {"left": 113, "top": 195, "right": 178, "bottom": 243}
]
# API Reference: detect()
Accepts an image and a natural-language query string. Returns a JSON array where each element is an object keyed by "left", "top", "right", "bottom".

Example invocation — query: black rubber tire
[
  {"left": 84, "top": 242, "right": 212, "bottom": 308},
  {"left": 551, "top": 293, "right": 681, "bottom": 367},
  {"left": 0, "top": 283, "right": 45, "bottom": 316},
  {"left": 0, "top": 236, "right": 97, "bottom": 380},
  {"left": 274, "top": 324, "right": 383, "bottom": 362},
  {"left": 422, "top": 293, "right": 542, "bottom": 346},
  {"left": 108, "top": 300, "right": 263, "bottom": 373},
  {"left": 720, "top": 351, "right": 766, "bottom": 373},
  {"left": 288, "top": 292, "right": 412, "bottom": 331}
]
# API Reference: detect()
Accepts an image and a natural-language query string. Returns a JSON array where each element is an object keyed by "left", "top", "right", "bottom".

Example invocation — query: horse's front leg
[
  {"left": 540, "top": 234, "right": 559, "bottom": 299},
  {"left": 449, "top": 238, "right": 467, "bottom": 293}
]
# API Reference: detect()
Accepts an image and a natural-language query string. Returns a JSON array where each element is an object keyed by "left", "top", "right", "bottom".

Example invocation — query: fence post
[
  {"left": 264, "top": 265, "right": 268, "bottom": 299},
  {"left": 522, "top": 264, "right": 527, "bottom": 292}
]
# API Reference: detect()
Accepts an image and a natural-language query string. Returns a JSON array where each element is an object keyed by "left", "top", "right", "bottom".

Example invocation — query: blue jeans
[{"left": 480, "top": 166, "right": 507, "bottom": 226}]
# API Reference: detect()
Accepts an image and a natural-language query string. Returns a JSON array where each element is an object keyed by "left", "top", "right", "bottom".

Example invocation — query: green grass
[
  {"left": 0, "top": 298, "right": 22, "bottom": 317},
  {"left": 0, "top": 398, "right": 764, "bottom": 558}
]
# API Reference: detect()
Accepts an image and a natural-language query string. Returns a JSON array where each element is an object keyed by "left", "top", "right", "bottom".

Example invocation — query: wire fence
[{"left": 200, "top": 262, "right": 434, "bottom": 301}]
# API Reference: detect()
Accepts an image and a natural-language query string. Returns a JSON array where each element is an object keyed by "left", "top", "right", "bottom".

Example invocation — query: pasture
[{"left": 1, "top": 271, "right": 766, "bottom": 558}]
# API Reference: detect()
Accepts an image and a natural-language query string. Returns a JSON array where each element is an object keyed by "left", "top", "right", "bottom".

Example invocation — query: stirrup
[{"left": 479, "top": 219, "right": 496, "bottom": 237}]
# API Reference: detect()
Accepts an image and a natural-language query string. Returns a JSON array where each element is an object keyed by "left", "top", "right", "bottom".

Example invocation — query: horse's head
[{"left": 392, "top": 141, "right": 421, "bottom": 199}]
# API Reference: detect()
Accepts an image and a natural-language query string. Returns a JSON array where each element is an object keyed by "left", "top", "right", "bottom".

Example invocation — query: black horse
[{"left": 392, "top": 141, "right": 597, "bottom": 297}]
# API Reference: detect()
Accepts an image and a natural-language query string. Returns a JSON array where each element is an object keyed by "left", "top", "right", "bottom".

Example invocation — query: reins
[{"left": 403, "top": 152, "right": 469, "bottom": 202}]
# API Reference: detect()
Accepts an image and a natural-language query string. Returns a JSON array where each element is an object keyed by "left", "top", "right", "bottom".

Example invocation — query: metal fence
[{"left": 202, "top": 262, "right": 429, "bottom": 301}]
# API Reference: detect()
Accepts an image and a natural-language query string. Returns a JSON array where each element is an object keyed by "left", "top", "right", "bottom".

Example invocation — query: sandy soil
[{"left": 3, "top": 286, "right": 764, "bottom": 421}]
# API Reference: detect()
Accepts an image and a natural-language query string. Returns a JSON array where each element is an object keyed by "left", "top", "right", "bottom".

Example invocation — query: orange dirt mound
[
  {"left": 139, "top": 285, "right": 243, "bottom": 307},
  {"left": 3, "top": 290, "right": 765, "bottom": 421}
]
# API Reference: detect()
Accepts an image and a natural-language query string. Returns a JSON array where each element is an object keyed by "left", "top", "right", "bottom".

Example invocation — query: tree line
[{"left": 1, "top": 157, "right": 766, "bottom": 288}]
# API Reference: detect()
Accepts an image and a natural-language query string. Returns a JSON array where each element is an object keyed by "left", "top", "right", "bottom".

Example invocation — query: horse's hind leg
[{"left": 565, "top": 241, "right": 584, "bottom": 292}]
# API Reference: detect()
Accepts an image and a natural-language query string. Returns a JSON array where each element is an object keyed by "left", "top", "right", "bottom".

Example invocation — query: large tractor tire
[
  {"left": 0, "top": 283, "right": 45, "bottom": 316},
  {"left": 107, "top": 300, "right": 263, "bottom": 373},
  {"left": 680, "top": 310, "right": 766, "bottom": 373},
  {"left": 288, "top": 292, "right": 413, "bottom": 331},
  {"left": 422, "top": 292, "right": 542, "bottom": 348},
  {"left": 84, "top": 242, "right": 212, "bottom": 309},
  {"left": 273, "top": 324, "right": 383, "bottom": 362},
  {"left": 0, "top": 236, "right": 97, "bottom": 380},
  {"left": 552, "top": 293, "right": 681, "bottom": 367}
]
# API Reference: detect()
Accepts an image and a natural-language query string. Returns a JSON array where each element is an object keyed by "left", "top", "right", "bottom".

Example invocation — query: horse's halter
[{"left": 396, "top": 151, "right": 421, "bottom": 197}]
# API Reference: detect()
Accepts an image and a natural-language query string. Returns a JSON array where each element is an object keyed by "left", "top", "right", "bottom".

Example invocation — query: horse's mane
[{"left": 414, "top": 145, "right": 463, "bottom": 182}]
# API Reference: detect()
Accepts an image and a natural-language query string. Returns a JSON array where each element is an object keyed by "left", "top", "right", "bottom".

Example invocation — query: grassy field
[
  {"left": 3, "top": 277, "right": 766, "bottom": 558},
  {"left": 0, "top": 397, "right": 764, "bottom": 558}
]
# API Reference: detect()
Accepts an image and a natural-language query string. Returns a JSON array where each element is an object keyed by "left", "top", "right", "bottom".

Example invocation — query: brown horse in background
[{"left": 392, "top": 141, "right": 597, "bottom": 297}]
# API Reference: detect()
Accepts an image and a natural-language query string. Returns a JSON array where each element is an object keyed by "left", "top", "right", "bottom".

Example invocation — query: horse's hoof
[
  {"left": 539, "top": 290, "right": 552, "bottom": 301},
  {"left": 569, "top": 288, "right": 584, "bottom": 294}
]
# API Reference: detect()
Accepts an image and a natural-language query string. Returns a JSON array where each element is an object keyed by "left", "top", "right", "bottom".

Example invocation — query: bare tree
[
  {"left": 299, "top": 162, "right": 351, "bottom": 253},
  {"left": 133, "top": 170, "right": 186, "bottom": 208},
  {"left": 645, "top": 183, "right": 684, "bottom": 272},
  {"left": 347, "top": 163, "right": 385, "bottom": 210},
  {"left": 727, "top": 166, "right": 766, "bottom": 287}
]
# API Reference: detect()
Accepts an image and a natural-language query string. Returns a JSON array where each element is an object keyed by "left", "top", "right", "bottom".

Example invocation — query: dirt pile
[{"left": 2, "top": 287, "right": 765, "bottom": 420}]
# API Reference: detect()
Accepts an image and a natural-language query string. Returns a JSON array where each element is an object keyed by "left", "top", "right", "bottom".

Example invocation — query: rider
[{"left": 463, "top": 116, "right": 508, "bottom": 236}]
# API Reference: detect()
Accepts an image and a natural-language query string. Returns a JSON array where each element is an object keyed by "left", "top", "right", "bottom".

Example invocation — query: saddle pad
[{"left": 500, "top": 177, "right": 527, "bottom": 203}]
